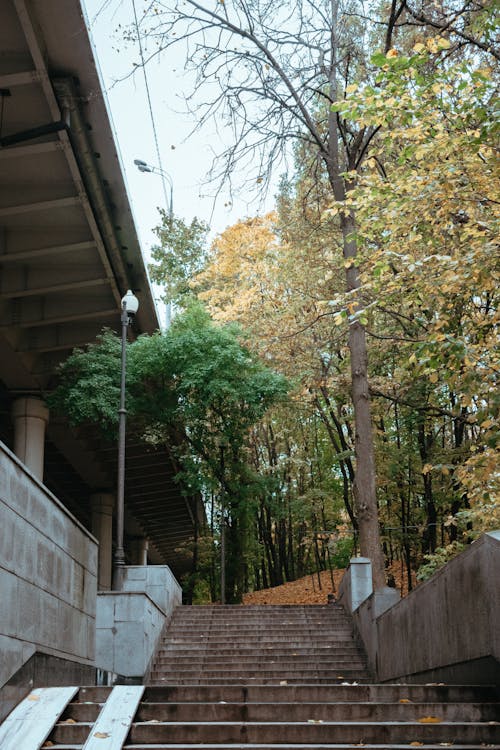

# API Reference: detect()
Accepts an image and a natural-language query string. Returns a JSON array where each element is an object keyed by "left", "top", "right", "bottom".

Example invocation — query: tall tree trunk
[
  {"left": 324, "top": 0, "right": 385, "bottom": 587},
  {"left": 341, "top": 212, "right": 386, "bottom": 588}
]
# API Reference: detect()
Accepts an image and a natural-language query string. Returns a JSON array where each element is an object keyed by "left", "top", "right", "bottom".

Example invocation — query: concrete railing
[
  {"left": 96, "top": 565, "right": 182, "bottom": 682},
  {"left": 0, "top": 441, "right": 98, "bottom": 718},
  {"left": 338, "top": 531, "right": 500, "bottom": 686}
]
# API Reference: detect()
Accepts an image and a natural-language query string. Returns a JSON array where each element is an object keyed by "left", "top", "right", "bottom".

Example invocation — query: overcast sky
[{"left": 82, "top": 0, "right": 273, "bottom": 262}]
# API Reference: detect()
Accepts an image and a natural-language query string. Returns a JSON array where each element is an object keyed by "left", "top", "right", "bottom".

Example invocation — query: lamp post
[
  {"left": 112, "top": 289, "right": 139, "bottom": 591},
  {"left": 219, "top": 443, "right": 226, "bottom": 605},
  {"left": 133, "top": 158, "right": 173, "bottom": 219},
  {"left": 134, "top": 159, "right": 174, "bottom": 329}
]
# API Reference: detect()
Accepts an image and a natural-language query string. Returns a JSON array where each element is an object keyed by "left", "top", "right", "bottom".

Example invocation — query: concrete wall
[
  {"left": 96, "top": 592, "right": 165, "bottom": 681},
  {"left": 96, "top": 565, "right": 182, "bottom": 681},
  {"left": 339, "top": 532, "right": 500, "bottom": 686},
  {"left": 337, "top": 557, "right": 400, "bottom": 679},
  {"left": 0, "top": 441, "right": 98, "bottom": 716},
  {"left": 121, "top": 565, "right": 182, "bottom": 613}
]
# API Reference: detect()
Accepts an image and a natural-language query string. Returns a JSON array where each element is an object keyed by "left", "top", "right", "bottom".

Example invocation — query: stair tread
[
  {"left": 123, "top": 745, "right": 500, "bottom": 749},
  {"left": 140, "top": 700, "right": 500, "bottom": 706},
  {"left": 133, "top": 720, "right": 500, "bottom": 725}
]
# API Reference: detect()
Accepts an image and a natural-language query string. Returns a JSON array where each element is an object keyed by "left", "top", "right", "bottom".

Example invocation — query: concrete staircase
[
  {"left": 150, "top": 604, "right": 370, "bottom": 685},
  {"left": 3, "top": 604, "right": 500, "bottom": 748}
]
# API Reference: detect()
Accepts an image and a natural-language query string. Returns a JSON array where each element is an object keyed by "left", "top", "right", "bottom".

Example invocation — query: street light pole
[
  {"left": 133, "top": 159, "right": 173, "bottom": 218},
  {"left": 112, "top": 290, "right": 139, "bottom": 591},
  {"left": 134, "top": 159, "right": 174, "bottom": 329},
  {"left": 220, "top": 443, "right": 226, "bottom": 605}
]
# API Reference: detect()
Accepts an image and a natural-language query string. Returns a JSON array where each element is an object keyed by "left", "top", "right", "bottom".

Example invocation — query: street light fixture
[
  {"left": 134, "top": 158, "right": 173, "bottom": 218},
  {"left": 134, "top": 158, "right": 153, "bottom": 173},
  {"left": 112, "top": 289, "right": 139, "bottom": 590}
]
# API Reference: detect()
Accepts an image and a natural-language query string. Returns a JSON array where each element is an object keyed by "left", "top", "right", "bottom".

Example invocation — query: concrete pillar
[
  {"left": 11, "top": 396, "right": 49, "bottom": 481},
  {"left": 91, "top": 492, "right": 114, "bottom": 591},
  {"left": 350, "top": 557, "right": 373, "bottom": 611},
  {"left": 130, "top": 537, "right": 149, "bottom": 566}
]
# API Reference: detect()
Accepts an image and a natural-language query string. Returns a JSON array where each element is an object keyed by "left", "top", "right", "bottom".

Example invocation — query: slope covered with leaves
[{"left": 243, "top": 564, "right": 416, "bottom": 605}]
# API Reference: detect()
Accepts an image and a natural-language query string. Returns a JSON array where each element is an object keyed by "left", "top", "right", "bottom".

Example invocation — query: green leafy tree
[
  {"left": 149, "top": 211, "right": 209, "bottom": 307},
  {"left": 47, "top": 329, "right": 122, "bottom": 439},
  {"left": 49, "top": 302, "right": 288, "bottom": 602}
]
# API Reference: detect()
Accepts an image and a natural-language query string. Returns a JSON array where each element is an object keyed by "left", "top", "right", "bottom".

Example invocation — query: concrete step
[
  {"left": 123, "top": 720, "right": 500, "bottom": 744},
  {"left": 168, "top": 623, "right": 352, "bottom": 627},
  {"left": 164, "top": 631, "right": 357, "bottom": 640},
  {"left": 163, "top": 637, "right": 358, "bottom": 646},
  {"left": 162, "top": 641, "right": 358, "bottom": 649},
  {"left": 170, "top": 605, "right": 343, "bottom": 612},
  {"left": 149, "top": 677, "right": 371, "bottom": 686},
  {"left": 148, "top": 678, "right": 373, "bottom": 686},
  {"left": 160, "top": 646, "right": 360, "bottom": 655},
  {"left": 155, "top": 653, "right": 363, "bottom": 662},
  {"left": 159, "top": 642, "right": 362, "bottom": 651},
  {"left": 133, "top": 701, "right": 500, "bottom": 723},
  {"left": 158, "top": 647, "right": 362, "bottom": 656},
  {"left": 167, "top": 610, "right": 351, "bottom": 622},
  {"left": 154, "top": 657, "right": 366, "bottom": 675},
  {"left": 141, "top": 684, "right": 500, "bottom": 703},
  {"left": 168, "top": 616, "right": 352, "bottom": 626},
  {"left": 49, "top": 719, "right": 500, "bottom": 746},
  {"left": 154, "top": 654, "right": 367, "bottom": 664},
  {"left": 65, "top": 699, "right": 499, "bottom": 724},
  {"left": 170, "top": 614, "right": 350, "bottom": 628},
  {"left": 168, "top": 617, "right": 340, "bottom": 623},
  {"left": 150, "top": 671, "right": 368, "bottom": 682},
  {"left": 152, "top": 669, "right": 369, "bottom": 679},
  {"left": 169, "top": 611, "right": 351, "bottom": 620},
  {"left": 123, "top": 745, "right": 500, "bottom": 750}
]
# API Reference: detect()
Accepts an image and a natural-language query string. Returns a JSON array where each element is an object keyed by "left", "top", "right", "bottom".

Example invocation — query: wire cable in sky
[{"left": 131, "top": 0, "right": 171, "bottom": 212}]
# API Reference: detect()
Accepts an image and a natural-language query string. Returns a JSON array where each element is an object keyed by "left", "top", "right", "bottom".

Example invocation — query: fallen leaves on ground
[
  {"left": 418, "top": 715, "right": 443, "bottom": 723},
  {"left": 242, "top": 563, "right": 417, "bottom": 605},
  {"left": 243, "top": 569, "right": 344, "bottom": 605}
]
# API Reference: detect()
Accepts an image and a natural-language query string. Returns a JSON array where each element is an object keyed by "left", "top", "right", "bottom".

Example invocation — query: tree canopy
[
  {"left": 192, "top": 37, "right": 499, "bottom": 589},
  {"left": 49, "top": 303, "right": 288, "bottom": 601},
  {"left": 56, "top": 0, "right": 499, "bottom": 599}
]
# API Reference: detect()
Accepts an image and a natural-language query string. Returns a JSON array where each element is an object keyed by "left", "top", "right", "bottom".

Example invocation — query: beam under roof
[{"left": 0, "top": 240, "right": 96, "bottom": 263}]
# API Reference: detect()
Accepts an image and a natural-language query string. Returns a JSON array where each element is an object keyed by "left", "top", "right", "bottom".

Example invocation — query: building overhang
[{"left": 0, "top": 0, "right": 200, "bottom": 578}]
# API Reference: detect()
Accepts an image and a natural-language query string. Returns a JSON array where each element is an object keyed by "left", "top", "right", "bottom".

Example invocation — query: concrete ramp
[{"left": 0, "top": 686, "right": 77, "bottom": 749}]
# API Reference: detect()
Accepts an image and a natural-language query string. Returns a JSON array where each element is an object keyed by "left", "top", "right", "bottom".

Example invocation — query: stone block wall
[
  {"left": 0, "top": 441, "right": 98, "bottom": 692},
  {"left": 96, "top": 592, "right": 165, "bottom": 680},
  {"left": 96, "top": 565, "right": 182, "bottom": 681},
  {"left": 121, "top": 565, "right": 182, "bottom": 613}
]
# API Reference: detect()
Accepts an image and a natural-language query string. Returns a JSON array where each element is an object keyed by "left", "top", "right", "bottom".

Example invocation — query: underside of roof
[{"left": 0, "top": 0, "right": 201, "bottom": 579}]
